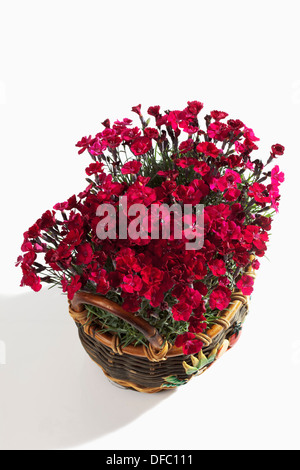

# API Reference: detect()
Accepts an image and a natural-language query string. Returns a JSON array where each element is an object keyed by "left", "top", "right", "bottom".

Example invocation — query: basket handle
[{"left": 71, "top": 291, "right": 164, "bottom": 350}]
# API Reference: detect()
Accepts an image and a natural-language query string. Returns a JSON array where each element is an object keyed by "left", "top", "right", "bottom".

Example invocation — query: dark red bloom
[
  {"left": 20, "top": 264, "right": 42, "bottom": 292},
  {"left": 248, "top": 183, "right": 271, "bottom": 204},
  {"left": 271, "top": 165, "right": 285, "bottom": 186},
  {"left": 122, "top": 294, "right": 142, "bottom": 313},
  {"left": 121, "top": 274, "right": 143, "bottom": 294},
  {"left": 236, "top": 274, "right": 254, "bottom": 295},
  {"left": 172, "top": 179, "right": 209, "bottom": 205},
  {"left": 207, "top": 122, "right": 229, "bottom": 141},
  {"left": 252, "top": 259, "right": 260, "bottom": 270},
  {"left": 271, "top": 144, "right": 285, "bottom": 156},
  {"left": 101, "top": 119, "right": 110, "bottom": 128},
  {"left": 62, "top": 274, "right": 82, "bottom": 300},
  {"left": 211, "top": 110, "right": 229, "bottom": 121},
  {"left": 141, "top": 266, "right": 164, "bottom": 286},
  {"left": 196, "top": 141, "right": 220, "bottom": 158},
  {"left": 85, "top": 162, "right": 104, "bottom": 176},
  {"left": 132, "top": 104, "right": 142, "bottom": 116},
  {"left": 38, "top": 211, "right": 56, "bottom": 230},
  {"left": 121, "top": 160, "right": 142, "bottom": 175},
  {"left": 89, "top": 138, "right": 107, "bottom": 156},
  {"left": 147, "top": 105, "right": 160, "bottom": 117},
  {"left": 209, "top": 286, "right": 231, "bottom": 311},
  {"left": 93, "top": 269, "right": 110, "bottom": 295},
  {"left": 175, "top": 332, "right": 203, "bottom": 355},
  {"left": 188, "top": 315, "right": 207, "bottom": 334},
  {"left": 186, "top": 100, "right": 204, "bottom": 116},
  {"left": 194, "top": 161, "right": 210, "bottom": 176},
  {"left": 224, "top": 188, "right": 241, "bottom": 201},
  {"left": 208, "top": 258, "right": 226, "bottom": 276},
  {"left": 179, "top": 139, "right": 194, "bottom": 154},
  {"left": 25, "top": 223, "right": 41, "bottom": 239},
  {"left": 172, "top": 301, "right": 193, "bottom": 322},
  {"left": 130, "top": 136, "right": 152, "bottom": 156},
  {"left": 144, "top": 127, "right": 159, "bottom": 140},
  {"left": 76, "top": 243, "right": 94, "bottom": 265},
  {"left": 76, "top": 135, "right": 94, "bottom": 154},
  {"left": 121, "top": 127, "right": 141, "bottom": 142}
]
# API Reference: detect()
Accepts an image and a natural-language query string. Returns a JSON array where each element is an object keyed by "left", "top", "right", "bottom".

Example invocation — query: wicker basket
[{"left": 69, "top": 267, "right": 255, "bottom": 393}]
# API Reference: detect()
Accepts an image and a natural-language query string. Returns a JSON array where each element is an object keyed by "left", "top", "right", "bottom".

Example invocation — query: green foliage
[
  {"left": 162, "top": 376, "right": 189, "bottom": 388},
  {"left": 182, "top": 347, "right": 218, "bottom": 375},
  {"left": 85, "top": 295, "right": 189, "bottom": 348}
]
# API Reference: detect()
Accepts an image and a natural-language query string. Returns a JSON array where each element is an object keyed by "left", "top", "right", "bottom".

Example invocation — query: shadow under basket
[{"left": 69, "top": 270, "right": 255, "bottom": 393}]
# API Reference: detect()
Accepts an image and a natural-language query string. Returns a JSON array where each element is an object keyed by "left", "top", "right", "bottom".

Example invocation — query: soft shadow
[{"left": 0, "top": 290, "right": 173, "bottom": 450}]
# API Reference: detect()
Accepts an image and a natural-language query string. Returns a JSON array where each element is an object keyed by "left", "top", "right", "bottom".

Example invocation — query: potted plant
[{"left": 17, "top": 101, "right": 285, "bottom": 392}]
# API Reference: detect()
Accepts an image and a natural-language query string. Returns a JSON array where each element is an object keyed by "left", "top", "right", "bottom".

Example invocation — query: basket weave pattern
[{"left": 69, "top": 270, "right": 254, "bottom": 393}]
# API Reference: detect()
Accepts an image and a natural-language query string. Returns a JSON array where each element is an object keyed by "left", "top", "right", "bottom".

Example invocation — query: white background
[{"left": 0, "top": 0, "right": 299, "bottom": 450}]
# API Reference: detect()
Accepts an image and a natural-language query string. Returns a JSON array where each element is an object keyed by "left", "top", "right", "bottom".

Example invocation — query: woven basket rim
[{"left": 69, "top": 272, "right": 253, "bottom": 359}]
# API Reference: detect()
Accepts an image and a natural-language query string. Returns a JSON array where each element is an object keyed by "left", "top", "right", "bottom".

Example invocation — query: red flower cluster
[{"left": 18, "top": 101, "right": 285, "bottom": 355}]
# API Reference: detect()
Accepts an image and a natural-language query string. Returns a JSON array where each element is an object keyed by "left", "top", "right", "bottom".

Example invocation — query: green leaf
[
  {"left": 163, "top": 375, "right": 188, "bottom": 387},
  {"left": 182, "top": 362, "right": 199, "bottom": 375},
  {"left": 182, "top": 347, "right": 219, "bottom": 377}
]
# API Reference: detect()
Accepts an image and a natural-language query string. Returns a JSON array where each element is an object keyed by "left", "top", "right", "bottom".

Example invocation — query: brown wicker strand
[
  {"left": 194, "top": 332, "right": 213, "bottom": 346},
  {"left": 111, "top": 335, "right": 124, "bottom": 355},
  {"left": 213, "top": 317, "right": 231, "bottom": 329},
  {"left": 143, "top": 341, "right": 170, "bottom": 362}
]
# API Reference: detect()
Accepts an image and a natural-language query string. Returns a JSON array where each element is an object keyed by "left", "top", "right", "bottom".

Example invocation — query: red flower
[
  {"left": 130, "top": 136, "right": 152, "bottom": 156},
  {"left": 252, "top": 259, "right": 260, "bottom": 270},
  {"left": 207, "top": 122, "right": 229, "bottom": 141},
  {"left": 96, "top": 270, "right": 110, "bottom": 295},
  {"left": 236, "top": 274, "right": 254, "bottom": 295},
  {"left": 141, "top": 266, "right": 164, "bottom": 286},
  {"left": 194, "top": 161, "right": 210, "bottom": 176},
  {"left": 216, "top": 169, "right": 241, "bottom": 192},
  {"left": 121, "top": 160, "right": 142, "bottom": 175},
  {"left": 224, "top": 188, "right": 241, "bottom": 201},
  {"left": 242, "top": 225, "right": 269, "bottom": 252},
  {"left": 89, "top": 138, "right": 107, "bottom": 156},
  {"left": 211, "top": 110, "right": 228, "bottom": 121},
  {"left": 121, "top": 274, "right": 143, "bottom": 294},
  {"left": 188, "top": 315, "right": 207, "bottom": 334},
  {"left": 167, "top": 110, "right": 182, "bottom": 131},
  {"left": 271, "top": 144, "right": 285, "bottom": 156},
  {"left": 172, "top": 302, "right": 193, "bottom": 321},
  {"left": 244, "top": 126, "right": 260, "bottom": 142},
  {"left": 186, "top": 100, "right": 204, "bottom": 116},
  {"left": 248, "top": 183, "right": 271, "bottom": 204},
  {"left": 131, "top": 104, "right": 142, "bottom": 116},
  {"left": 101, "top": 119, "right": 110, "bottom": 128},
  {"left": 122, "top": 294, "right": 142, "bottom": 313},
  {"left": 25, "top": 223, "right": 41, "bottom": 239},
  {"left": 144, "top": 127, "right": 159, "bottom": 140},
  {"left": 85, "top": 162, "right": 104, "bottom": 176},
  {"left": 271, "top": 165, "right": 285, "bottom": 187},
  {"left": 172, "top": 179, "right": 209, "bottom": 205},
  {"left": 121, "top": 127, "right": 141, "bottom": 142},
  {"left": 20, "top": 264, "right": 42, "bottom": 292},
  {"left": 116, "top": 248, "right": 143, "bottom": 273},
  {"left": 75, "top": 135, "right": 94, "bottom": 154},
  {"left": 147, "top": 105, "right": 160, "bottom": 117},
  {"left": 196, "top": 141, "right": 220, "bottom": 158},
  {"left": 175, "top": 332, "right": 203, "bottom": 355},
  {"left": 62, "top": 275, "right": 82, "bottom": 300},
  {"left": 209, "top": 286, "right": 231, "bottom": 311},
  {"left": 76, "top": 243, "right": 94, "bottom": 265},
  {"left": 179, "top": 139, "right": 194, "bottom": 154},
  {"left": 208, "top": 258, "right": 226, "bottom": 277}
]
